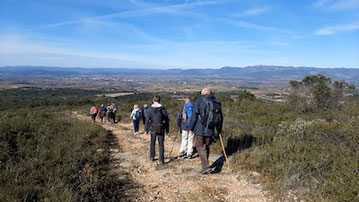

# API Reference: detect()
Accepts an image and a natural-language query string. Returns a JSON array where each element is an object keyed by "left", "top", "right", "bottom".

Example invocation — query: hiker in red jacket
[{"left": 90, "top": 105, "right": 98, "bottom": 123}]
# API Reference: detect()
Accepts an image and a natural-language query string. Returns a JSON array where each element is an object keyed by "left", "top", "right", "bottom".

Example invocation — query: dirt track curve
[{"left": 74, "top": 112, "right": 272, "bottom": 202}]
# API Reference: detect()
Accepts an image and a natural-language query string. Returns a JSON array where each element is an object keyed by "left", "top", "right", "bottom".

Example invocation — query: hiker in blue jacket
[
  {"left": 176, "top": 97, "right": 195, "bottom": 158},
  {"left": 189, "top": 88, "right": 223, "bottom": 174}
]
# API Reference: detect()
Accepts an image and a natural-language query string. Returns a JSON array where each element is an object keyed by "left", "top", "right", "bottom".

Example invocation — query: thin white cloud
[
  {"left": 0, "top": 33, "right": 287, "bottom": 69},
  {"left": 176, "top": 23, "right": 205, "bottom": 38},
  {"left": 0, "top": 34, "right": 167, "bottom": 68},
  {"left": 0, "top": 34, "right": 59, "bottom": 54},
  {"left": 219, "top": 18, "right": 285, "bottom": 32},
  {"left": 315, "top": 23, "right": 359, "bottom": 35},
  {"left": 233, "top": 6, "right": 271, "bottom": 17},
  {"left": 42, "top": 0, "right": 283, "bottom": 39},
  {"left": 168, "top": 9, "right": 286, "bottom": 33},
  {"left": 41, "top": 17, "right": 169, "bottom": 45},
  {"left": 292, "top": 35, "right": 304, "bottom": 39},
  {"left": 331, "top": 0, "right": 359, "bottom": 9},
  {"left": 313, "top": 0, "right": 359, "bottom": 10},
  {"left": 313, "top": 0, "right": 331, "bottom": 7},
  {"left": 44, "top": 0, "right": 230, "bottom": 28},
  {"left": 128, "top": 0, "right": 154, "bottom": 8},
  {"left": 0, "top": 34, "right": 129, "bottom": 58},
  {"left": 79, "top": 19, "right": 168, "bottom": 43}
]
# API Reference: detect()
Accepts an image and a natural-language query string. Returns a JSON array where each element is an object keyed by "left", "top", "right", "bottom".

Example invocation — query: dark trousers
[
  {"left": 133, "top": 119, "right": 139, "bottom": 133},
  {"left": 91, "top": 114, "right": 96, "bottom": 123},
  {"left": 150, "top": 132, "right": 165, "bottom": 163},
  {"left": 108, "top": 112, "right": 114, "bottom": 123},
  {"left": 196, "top": 135, "right": 211, "bottom": 169}
]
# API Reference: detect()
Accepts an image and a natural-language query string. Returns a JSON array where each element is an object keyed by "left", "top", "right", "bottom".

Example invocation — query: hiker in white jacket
[{"left": 130, "top": 104, "right": 142, "bottom": 135}]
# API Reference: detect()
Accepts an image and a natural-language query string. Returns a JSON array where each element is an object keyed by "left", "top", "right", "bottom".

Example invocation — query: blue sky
[{"left": 0, "top": 0, "right": 358, "bottom": 69}]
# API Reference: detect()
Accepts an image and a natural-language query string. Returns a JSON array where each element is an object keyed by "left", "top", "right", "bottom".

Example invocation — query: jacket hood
[
  {"left": 202, "top": 95, "right": 214, "bottom": 100},
  {"left": 151, "top": 102, "right": 163, "bottom": 108}
]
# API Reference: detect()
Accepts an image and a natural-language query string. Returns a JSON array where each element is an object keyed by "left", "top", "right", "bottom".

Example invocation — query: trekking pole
[
  {"left": 168, "top": 128, "right": 181, "bottom": 159},
  {"left": 219, "top": 134, "right": 231, "bottom": 171}
]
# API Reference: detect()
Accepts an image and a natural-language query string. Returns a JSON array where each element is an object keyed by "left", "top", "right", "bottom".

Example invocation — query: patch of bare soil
[
  {"left": 74, "top": 112, "right": 272, "bottom": 201},
  {"left": 96, "top": 92, "right": 134, "bottom": 98}
]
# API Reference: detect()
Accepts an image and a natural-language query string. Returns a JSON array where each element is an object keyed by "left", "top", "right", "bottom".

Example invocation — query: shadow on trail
[
  {"left": 98, "top": 130, "right": 143, "bottom": 201},
  {"left": 210, "top": 135, "right": 256, "bottom": 174}
]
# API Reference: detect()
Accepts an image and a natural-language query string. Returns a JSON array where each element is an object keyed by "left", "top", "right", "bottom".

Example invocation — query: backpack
[
  {"left": 201, "top": 98, "right": 222, "bottom": 132},
  {"left": 182, "top": 103, "right": 193, "bottom": 125},
  {"left": 149, "top": 108, "right": 165, "bottom": 133},
  {"left": 181, "top": 105, "right": 188, "bottom": 121},
  {"left": 92, "top": 107, "right": 98, "bottom": 114},
  {"left": 101, "top": 107, "right": 106, "bottom": 116},
  {"left": 134, "top": 110, "right": 141, "bottom": 120}
]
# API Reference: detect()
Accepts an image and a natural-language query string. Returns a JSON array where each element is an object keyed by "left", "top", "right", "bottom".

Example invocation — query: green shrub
[
  {"left": 232, "top": 117, "right": 358, "bottom": 201},
  {"left": 3, "top": 87, "right": 358, "bottom": 201},
  {"left": 0, "top": 109, "right": 129, "bottom": 201}
]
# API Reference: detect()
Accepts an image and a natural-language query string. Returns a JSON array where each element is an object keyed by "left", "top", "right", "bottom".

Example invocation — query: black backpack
[
  {"left": 134, "top": 110, "right": 141, "bottom": 120},
  {"left": 201, "top": 98, "right": 222, "bottom": 132},
  {"left": 149, "top": 108, "right": 166, "bottom": 133}
]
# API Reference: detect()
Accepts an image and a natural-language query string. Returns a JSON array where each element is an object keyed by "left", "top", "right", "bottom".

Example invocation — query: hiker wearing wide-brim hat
[{"left": 189, "top": 88, "right": 224, "bottom": 174}]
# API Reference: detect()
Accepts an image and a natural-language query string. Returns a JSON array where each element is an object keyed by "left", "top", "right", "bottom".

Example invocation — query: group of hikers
[
  {"left": 90, "top": 88, "right": 223, "bottom": 174},
  {"left": 90, "top": 102, "right": 118, "bottom": 124}
]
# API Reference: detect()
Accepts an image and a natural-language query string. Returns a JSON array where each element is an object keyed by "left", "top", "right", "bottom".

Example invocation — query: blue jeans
[{"left": 133, "top": 119, "right": 139, "bottom": 133}]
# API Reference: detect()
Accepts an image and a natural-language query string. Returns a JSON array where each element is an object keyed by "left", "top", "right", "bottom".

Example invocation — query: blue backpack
[
  {"left": 101, "top": 107, "right": 106, "bottom": 115},
  {"left": 182, "top": 103, "right": 194, "bottom": 126}
]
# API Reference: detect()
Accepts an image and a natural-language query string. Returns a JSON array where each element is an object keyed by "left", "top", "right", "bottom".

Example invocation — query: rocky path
[{"left": 74, "top": 112, "right": 271, "bottom": 201}]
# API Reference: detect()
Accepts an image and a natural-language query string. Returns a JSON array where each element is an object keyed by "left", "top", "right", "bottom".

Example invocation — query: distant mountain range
[{"left": 1, "top": 65, "right": 358, "bottom": 85}]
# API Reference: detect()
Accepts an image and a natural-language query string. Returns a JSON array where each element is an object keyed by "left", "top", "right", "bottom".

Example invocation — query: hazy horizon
[{"left": 1, "top": 64, "right": 359, "bottom": 70}]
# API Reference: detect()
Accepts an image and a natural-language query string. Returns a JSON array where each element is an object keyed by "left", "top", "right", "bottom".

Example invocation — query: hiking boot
[
  {"left": 201, "top": 167, "right": 212, "bottom": 174},
  {"left": 158, "top": 159, "right": 165, "bottom": 165},
  {"left": 178, "top": 151, "right": 186, "bottom": 157}
]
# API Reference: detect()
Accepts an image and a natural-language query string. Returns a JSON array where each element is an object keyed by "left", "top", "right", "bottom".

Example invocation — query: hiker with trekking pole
[
  {"left": 176, "top": 97, "right": 195, "bottom": 159},
  {"left": 167, "top": 127, "right": 181, "bottom": 161},
  {"left": 145, "top": 96, "right": 169, "bottom": 165},
  {"left": 189, "top": 88, "right": 224, "bottom": 174}
]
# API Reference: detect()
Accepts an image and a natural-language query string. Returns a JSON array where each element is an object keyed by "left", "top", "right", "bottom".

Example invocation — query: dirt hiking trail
[{"left": 74, "top": 112, "right": 272, "bottom": 202}]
